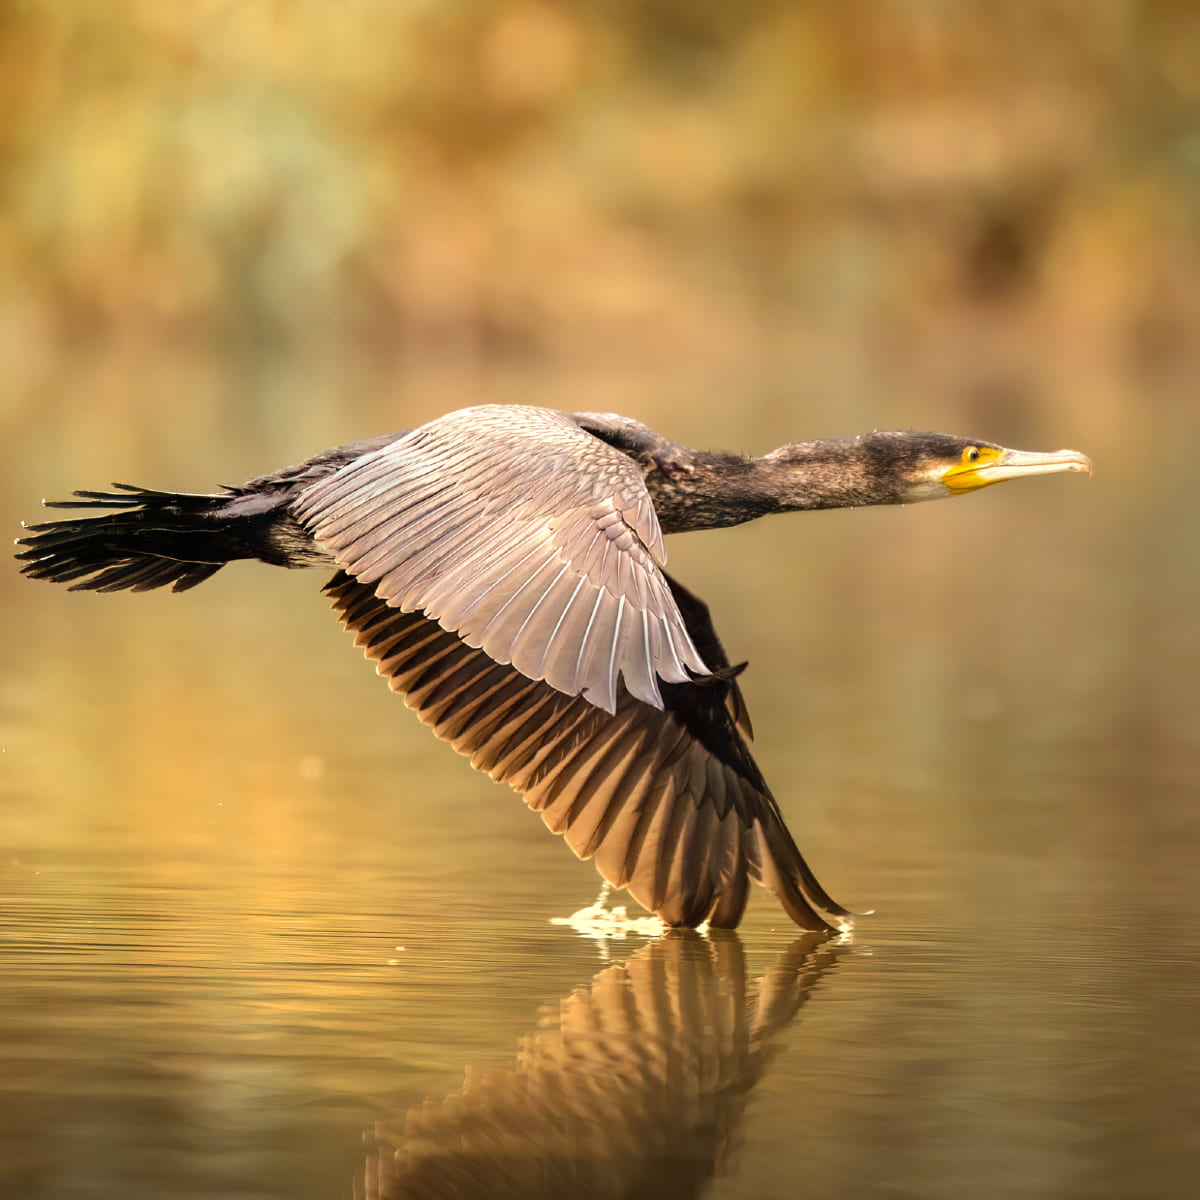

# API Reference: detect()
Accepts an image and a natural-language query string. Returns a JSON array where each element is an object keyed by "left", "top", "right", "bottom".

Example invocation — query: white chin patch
[{"left": 904, "top": 477, "right": 954, "bottom": 503}]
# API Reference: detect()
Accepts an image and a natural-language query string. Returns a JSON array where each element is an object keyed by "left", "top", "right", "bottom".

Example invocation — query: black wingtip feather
[{"left": 324, "top": 567, "right": 855, "bottom": 932}]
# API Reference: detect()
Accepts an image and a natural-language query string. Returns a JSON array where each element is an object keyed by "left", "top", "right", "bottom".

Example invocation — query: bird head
[{"left": 856, "top": 432, "right": 1093, "bottom": 504}]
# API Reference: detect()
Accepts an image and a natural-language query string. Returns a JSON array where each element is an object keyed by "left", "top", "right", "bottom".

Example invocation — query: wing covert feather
[{"left": 294, "top": 406, "right": 707, "bottom": 713}]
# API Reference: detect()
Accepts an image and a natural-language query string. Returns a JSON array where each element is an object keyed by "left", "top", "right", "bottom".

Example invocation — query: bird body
[{"left": 17, "top": 406, "right": 1091, "bottom": 930}]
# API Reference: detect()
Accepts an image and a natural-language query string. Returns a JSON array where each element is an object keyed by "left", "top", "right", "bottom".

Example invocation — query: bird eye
[{"left": 964, "top": 446, "right": 980, "bottom": 464}]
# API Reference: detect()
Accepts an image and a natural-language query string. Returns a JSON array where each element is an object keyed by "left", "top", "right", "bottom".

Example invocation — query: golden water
[{"left": 2, "top": 367, "right": 1196, "bottom": 1199}]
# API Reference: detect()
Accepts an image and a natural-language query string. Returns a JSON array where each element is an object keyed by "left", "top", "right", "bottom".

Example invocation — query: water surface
[{"left": 2, "top": 380, "right": 1196, "bottom": 1199}]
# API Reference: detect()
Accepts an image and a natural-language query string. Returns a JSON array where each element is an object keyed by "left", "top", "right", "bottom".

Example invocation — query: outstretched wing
[
  {"left": 293, "top": 406, "right": 708, "bottom": 714},
  {"left": 326, "top": 570, "right": 850, "bottom": 931}
]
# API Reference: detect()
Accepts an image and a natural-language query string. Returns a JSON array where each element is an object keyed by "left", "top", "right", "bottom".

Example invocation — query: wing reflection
[{"left": 351, "top": 932, "right": 843, "bottom": 1200}]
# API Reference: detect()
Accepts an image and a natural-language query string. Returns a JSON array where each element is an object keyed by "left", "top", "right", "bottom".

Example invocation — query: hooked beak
[{"left": 944, "top": 447, "right": 1093, "bottom": 494}]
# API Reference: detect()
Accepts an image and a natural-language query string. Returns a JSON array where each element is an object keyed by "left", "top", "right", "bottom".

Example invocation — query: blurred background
[
  {"left": 2, "top": 1, "right": 1198, "bottom": 462},
  {"left": 2, "top": 4, "right": 1199, "bottom": 1199}
]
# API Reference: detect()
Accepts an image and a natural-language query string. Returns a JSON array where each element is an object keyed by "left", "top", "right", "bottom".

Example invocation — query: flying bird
[{"left": 16, "top": 406, "right": 1091, "bottom": 930}]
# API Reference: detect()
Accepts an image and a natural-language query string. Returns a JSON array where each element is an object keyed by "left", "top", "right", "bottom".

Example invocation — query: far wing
[
  {"left": 326, "top": 570, "right": 851, "bottom": 931},
  {"left": 294, "top": 406, "right": 707, "bottom": 713}
]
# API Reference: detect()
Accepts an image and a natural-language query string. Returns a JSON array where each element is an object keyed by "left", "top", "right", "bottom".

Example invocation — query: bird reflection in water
[{"left": 350, "top": 931, "right": 843, "bottom": 1200}]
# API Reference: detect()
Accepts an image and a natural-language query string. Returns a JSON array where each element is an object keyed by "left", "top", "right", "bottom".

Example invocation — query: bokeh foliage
[{"left": 3, "top": 0, "right": 1196, "bottom": 386}]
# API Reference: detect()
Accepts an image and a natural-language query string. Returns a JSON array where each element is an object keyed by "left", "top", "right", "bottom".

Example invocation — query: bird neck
[
  {"left": 646, "top": 440, "right": 907, "bottom": 534},
  {"left": 757, "top": 438, "right": 908, "bottom": 512}
]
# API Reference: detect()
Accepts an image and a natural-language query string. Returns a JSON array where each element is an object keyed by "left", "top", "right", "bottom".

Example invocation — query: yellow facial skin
[{"left": 943, "top": 445, "right": 1093, "bottom": 495}]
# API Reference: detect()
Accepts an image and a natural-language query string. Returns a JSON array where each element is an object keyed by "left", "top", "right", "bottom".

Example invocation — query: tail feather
[
  {"left": 41, "top": 483, "right": 183, "bottom": 510},
  {"left": 17, "top": 485, "right": 248, "bottom": 594}
]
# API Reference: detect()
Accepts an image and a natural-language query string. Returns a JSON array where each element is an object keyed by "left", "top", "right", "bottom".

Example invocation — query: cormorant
[{"left": 15, "top": 406, "right": 1091, "bottom": 930}]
